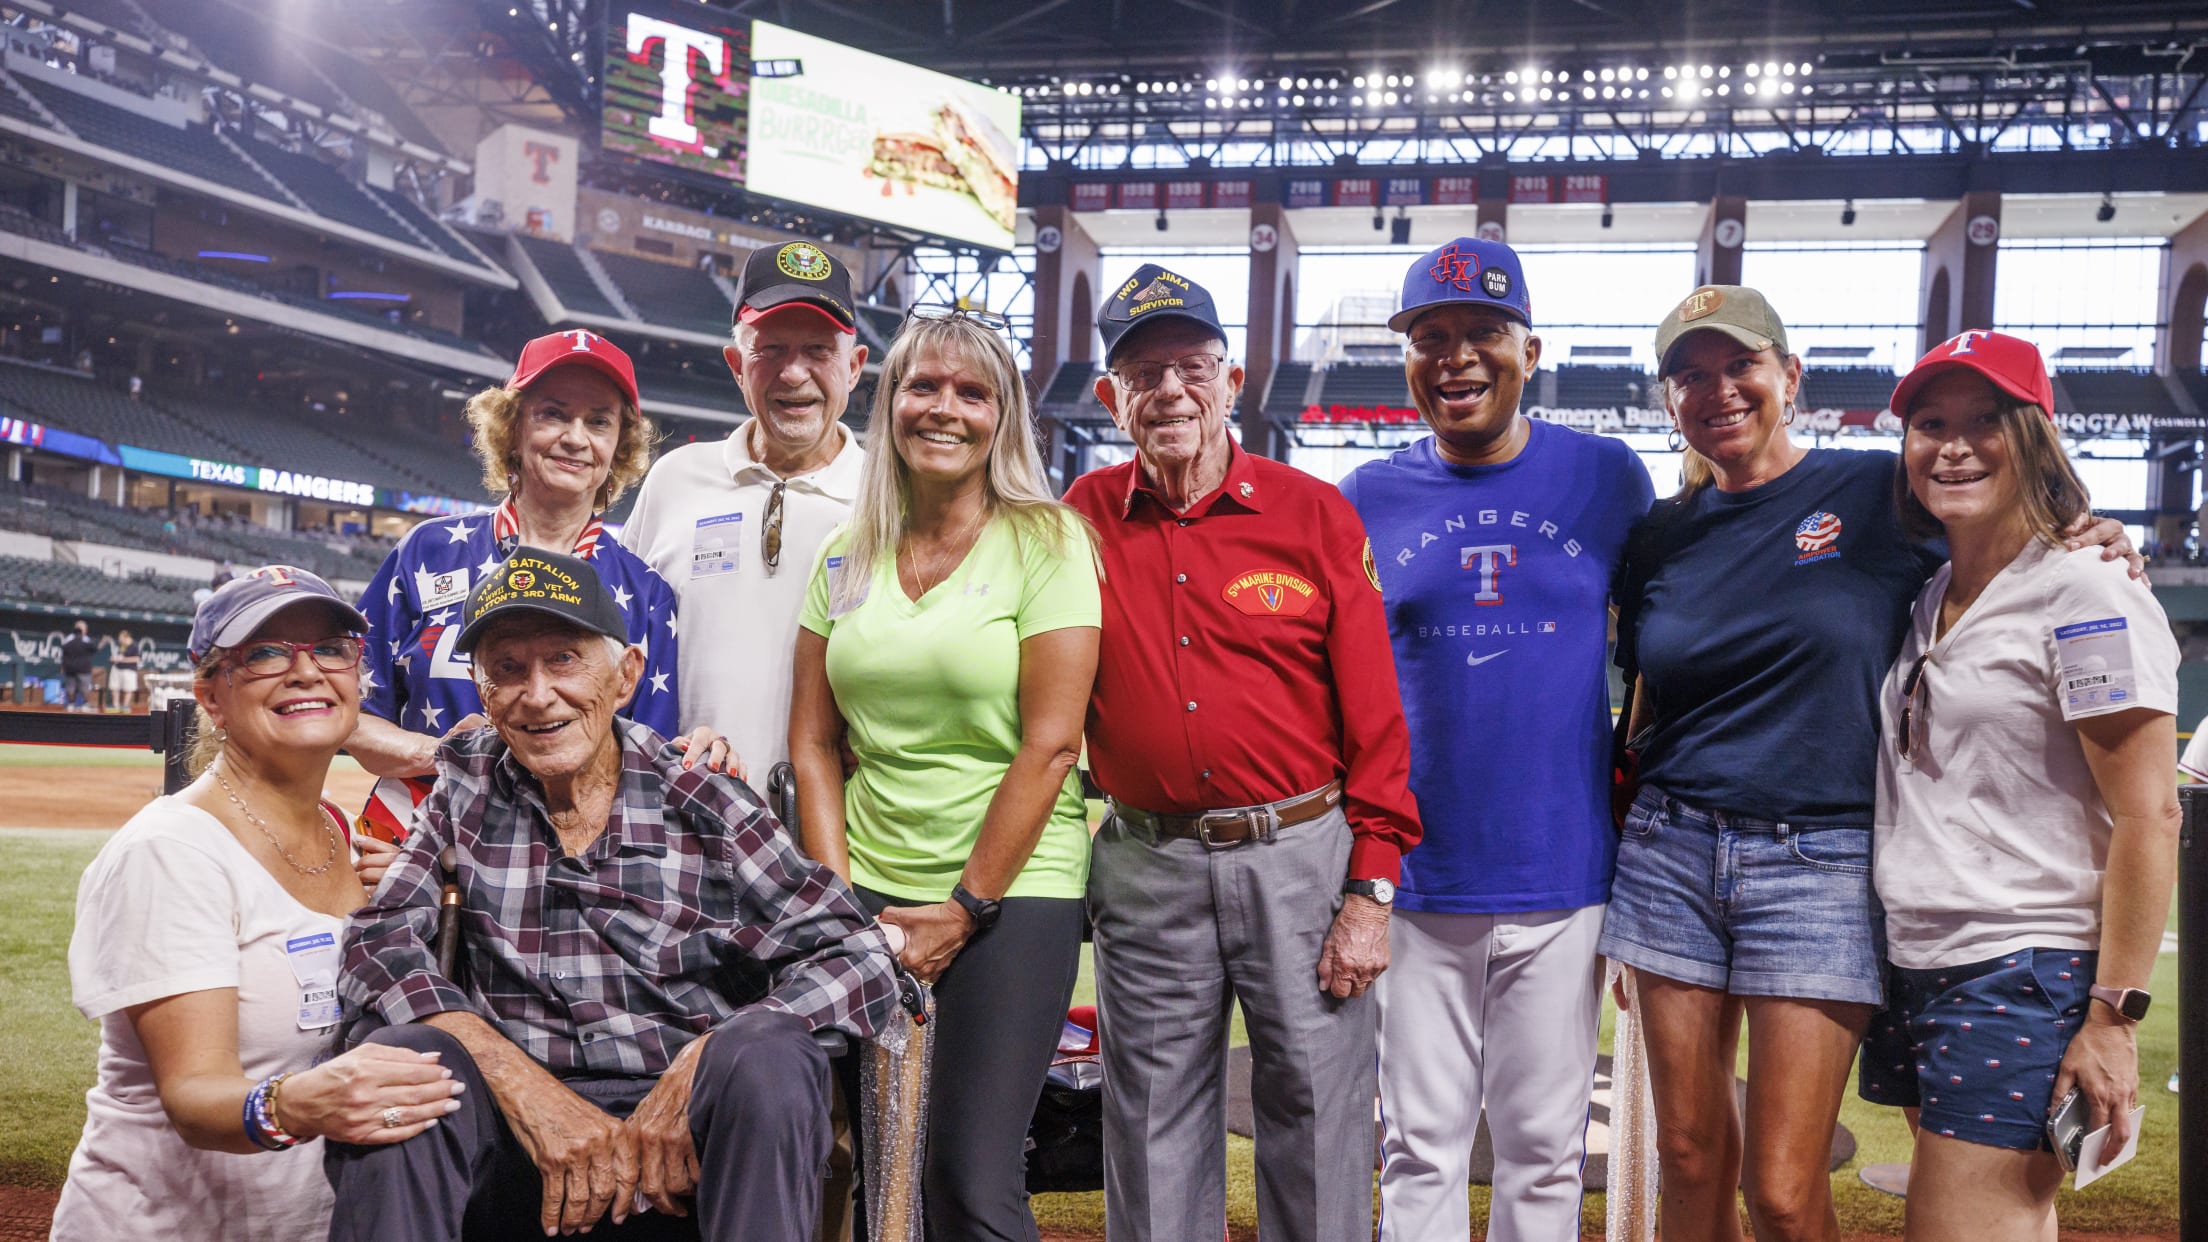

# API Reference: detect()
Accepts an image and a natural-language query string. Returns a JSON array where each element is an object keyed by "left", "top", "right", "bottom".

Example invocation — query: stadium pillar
[
  {"left": 1027, "top": 204, "right": 1100, "bottom": 394},
  {"left": 2157, "top": 206, "right": 2208, "bottom": 373},
  {"left": 1695, "top": 196, "right": 1746, "bottom": 288},
  {"left": 1920, "top": 192, "right": 2002, "bottom": 353},
  {"left": 2180, "top": 783, "right": 2206, "bottom": 1241},
  {"left": 1243, "top": 196, "right": 1298, "bottom": 460}
]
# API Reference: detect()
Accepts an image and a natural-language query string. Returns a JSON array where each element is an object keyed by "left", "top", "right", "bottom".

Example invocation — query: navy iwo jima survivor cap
[
  {"left": 456, "top": 549, "right": 629, "bottom": 655},
  {"left": 1098, "top": 263, "right": 1228, "bottom": 365}
]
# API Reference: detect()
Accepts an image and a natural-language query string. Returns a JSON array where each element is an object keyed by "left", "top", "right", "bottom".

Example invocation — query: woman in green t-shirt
[{"left": 790, "top": 307, "right": 1100, "bottom": 1239}]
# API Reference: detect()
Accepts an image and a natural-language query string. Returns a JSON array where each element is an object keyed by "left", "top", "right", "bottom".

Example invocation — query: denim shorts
[
  {"left": 1597, "top": 787, "right": 1885, "bottom": 1005},
  {"left": 1857, "top": 948, "right": 2096, "bottom": 1151}
]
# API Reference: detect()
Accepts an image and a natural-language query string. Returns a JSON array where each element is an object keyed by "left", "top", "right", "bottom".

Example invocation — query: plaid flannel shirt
[{"left": 339, "top": 719, "right": 898, "bottom": 1078}]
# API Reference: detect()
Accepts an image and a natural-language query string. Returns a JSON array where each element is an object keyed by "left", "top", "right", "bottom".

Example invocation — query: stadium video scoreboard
[{"left": 601, "top": 1, "right": 1021, "bottom": 251}]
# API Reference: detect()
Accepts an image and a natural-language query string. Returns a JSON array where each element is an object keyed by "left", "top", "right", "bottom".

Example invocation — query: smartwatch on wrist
[
  {"left": 949, "top": 884, "right": 1001, "bottom": 931},
  {"left": 1342, "top": 878, "right": 1396, "bottom": 906},
  {"left": 2088, "top": 984, "right": 2151, "bottom": 1023}
]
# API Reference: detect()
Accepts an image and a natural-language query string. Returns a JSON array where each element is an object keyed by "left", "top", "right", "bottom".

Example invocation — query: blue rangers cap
[
  {"left": 189, "top": 565, "right": 368, "bottom": 662},
  {"left": 1389, "top": 237, "right": 1532, "bottom": 333}
]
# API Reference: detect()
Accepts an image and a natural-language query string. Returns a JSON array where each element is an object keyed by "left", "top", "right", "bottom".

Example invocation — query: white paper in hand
[{"left": 2072, "top": 1106, "right": 2146, "bottom": 1189}]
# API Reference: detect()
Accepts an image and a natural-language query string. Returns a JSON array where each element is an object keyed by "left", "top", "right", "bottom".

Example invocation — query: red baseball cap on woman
[
  {"left": 1890, "top": 330, "right": 2055, "bottom": 419},
  {"left": 506, "top": 329, "right": 639, "bottom": 405}
]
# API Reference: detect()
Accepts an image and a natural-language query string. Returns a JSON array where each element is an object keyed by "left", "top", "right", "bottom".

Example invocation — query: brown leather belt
[{"left": 1108, "top": 781, "right": 1343, "bottom": 850}]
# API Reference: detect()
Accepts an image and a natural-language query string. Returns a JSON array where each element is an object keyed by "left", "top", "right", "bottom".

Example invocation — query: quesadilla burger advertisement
[{"left": 745, "top": 21, "right": 1021, "bottom": 251}]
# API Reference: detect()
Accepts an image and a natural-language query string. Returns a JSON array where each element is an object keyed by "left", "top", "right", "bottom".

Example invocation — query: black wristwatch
[
  {"left": 2089, "top": 984, "right": 2151, "bottom": 1023},
  {"left": 949, "top": 884, "right": 1002, "bottom": 931},
  {"left": 1343, "top": 878, "right": 1396, "bottom": 906}
]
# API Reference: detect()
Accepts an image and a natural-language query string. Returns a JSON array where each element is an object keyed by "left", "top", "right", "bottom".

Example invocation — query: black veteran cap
[
  {"left": 455, "top": 550, "right": 628, "bottom": 655},
  {"left": 1098, "top": 263, "right": 1227, "bottom": 365},
  {"left": 734, "top": 240, "right": 857, "bottom": 334}
]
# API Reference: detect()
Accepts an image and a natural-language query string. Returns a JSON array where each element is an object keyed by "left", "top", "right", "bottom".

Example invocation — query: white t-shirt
[
  {"left": 2178, "top": 715, "right": 2208, "bottom": 781},
  {"left": 1875, "top": 540, "right": 2178, "bottom": 970},
  {"left": 52, "top": 797, "right": 346, "bottom": 1242},
  {"left": 623, "top": 420, "right": 864, "bottom": 775}
]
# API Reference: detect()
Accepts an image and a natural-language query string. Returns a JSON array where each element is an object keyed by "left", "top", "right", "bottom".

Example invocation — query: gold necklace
[
  {"left": 214, "top": 765, "right": 339, "bottom": 876},
  {"left": 899, "top": 507, "right": 986, "bottom": 599}
]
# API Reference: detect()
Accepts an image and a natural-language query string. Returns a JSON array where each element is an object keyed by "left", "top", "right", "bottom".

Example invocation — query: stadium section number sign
[
  {"left": 744, "top": 21, "right": 1020, "bottom": 251},
  {"left": 602, "top": 0, "right": 750, "bottom": 182}
]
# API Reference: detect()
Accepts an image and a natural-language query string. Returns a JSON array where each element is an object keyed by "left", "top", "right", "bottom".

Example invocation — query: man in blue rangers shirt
[
  {"left": 349, "top": 330, "right": 684, "bottom": 841},
  {"left": 1339, "top": 237, "right": 1654, "bottom": 1242}
]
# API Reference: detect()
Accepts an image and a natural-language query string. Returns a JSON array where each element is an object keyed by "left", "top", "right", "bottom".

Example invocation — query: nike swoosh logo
[{"left": 1466, "top": 649, "right": 1509, "bottom": 666}]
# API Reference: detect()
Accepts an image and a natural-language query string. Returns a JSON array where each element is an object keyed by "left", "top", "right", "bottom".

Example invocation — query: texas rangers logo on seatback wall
[{"left": 1794, "top": 511, "right": 1842, "bottom": 565}]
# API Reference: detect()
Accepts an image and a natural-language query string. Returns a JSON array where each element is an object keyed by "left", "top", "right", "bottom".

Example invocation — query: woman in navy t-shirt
[{"left": 1601, "top": 287, "right": 2132, "bottom": 1241}]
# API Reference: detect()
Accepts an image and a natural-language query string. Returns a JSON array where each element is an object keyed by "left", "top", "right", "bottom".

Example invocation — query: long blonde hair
[{"left": 834, "top": 315, "right": 1090, "bottom": 613}]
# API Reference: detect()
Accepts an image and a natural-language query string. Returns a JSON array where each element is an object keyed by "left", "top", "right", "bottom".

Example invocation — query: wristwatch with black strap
[
  {"left": 1342, "top": 878, "right": 1396, "bottom": 906},
  {"left": 949, "top": 883, "right": 1002, "bottom": 931},
  {"left": 2088, "top": 983, "right": 2151, "bottom": 1023}
]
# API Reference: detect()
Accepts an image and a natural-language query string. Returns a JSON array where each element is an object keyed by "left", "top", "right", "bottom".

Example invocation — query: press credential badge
[
  {"left": 2054, "top": 617, "right": 2137, "bottom": 719},
  {"left": 285, "top": 931, "right": 342, "bottom": 1030},
  {"left": 691, "top": 513, "right": 743, "bottom": 578}
]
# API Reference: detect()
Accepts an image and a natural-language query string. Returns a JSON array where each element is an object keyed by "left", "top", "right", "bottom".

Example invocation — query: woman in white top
[
  {"left": 1859, "top": 332, "right": 2179, "bottom": 1240},
  {"left": 52, "top": 566, "right": 467, "bottom": 1242}
]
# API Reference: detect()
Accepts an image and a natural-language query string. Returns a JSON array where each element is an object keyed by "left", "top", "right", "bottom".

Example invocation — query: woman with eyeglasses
[
  {"left": 1858, "top": 332, "right": 2176, "bottom": 1240},
  {"left": 53, "top": 567, "right": 467, "bottom": 1241},
  {"left": 347, "top": 331, "right": 715, "bottom": 869},
  {"left": 1604, "top": 289, "right": 2138, "bottom": 1242},
  {"left": 789, "top": 307, "right": 1100, "bottom": 1239}
]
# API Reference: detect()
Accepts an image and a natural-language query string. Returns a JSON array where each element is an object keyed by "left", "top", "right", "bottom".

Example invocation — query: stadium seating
[
  {"left": 1262, "top": 361, "right": 1314, "bottom": 419},
  {"left": 316, "top": 418, "right": 488, "bottom": 502},
  {"left": 592, "top": 251, "right": 736, "bottom": 338},
  {"left": 1038, "top": 362, "right": 1100, "bottom": 414},
  {"left": 0, "top": 552, "right": 202, "bottom": 616},
  {"left": 0, "top": 362, "right": 254, "bottom": 460},
  {"left": 515, "top": 236, "right": 624, "bottom": 319},
  {"left": 42, "top": 0, "right": 157, "bottom": 37},
  {"left": 1553, "top": 365, "right": 1653, "bottom": 408},
  {"left": 2058, "top": 367, "right": 2177, "bottom": 416},
  {"left": 0, "top": 480, "right": 390, "bottom": 583},
  {"left": 145, "top": 392, "right": 432, "bottom": 493},
  {"left": 0, "top": 77, "right": 51, "bottom": 129},
  {"left": 237, "top": 136, "right": 433, "bottom": 252},
  {"left": 1799, "top": 366, "right": 1899, "bottom": 410},
  {"left": 15, "top": 77, "right": 276, "bottom": 200},
  {"left": 368, "top": 186, "right": 482, "bottom": 265},
  {"left": 1314, "top": 363, "right": 1413, "bottom": 409}
]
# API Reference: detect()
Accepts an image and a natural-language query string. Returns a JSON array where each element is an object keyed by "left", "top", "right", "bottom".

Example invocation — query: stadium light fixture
[
  {"left": 2097, "top": 194, "right": 2117, "bottom": 223},
  {"left": 1505, "top": 70, "right": 1519, "bottom": 84},
  {"left": 1763, "top": 61, "right": 1779, "bottom": 76},
  {"left": 1664, "top": 66, "right": 1678, "bottom": 80},
  {"left": 1582, "top": 85, "right": 1596, "bottom": 99},
  {"left": 1700, "top": 65, "right": 1715, "bottom": 78},
  {"left": 1280, "top": 75, "right": 1292, "bottom": 89},
  {"left": 1717, "top": 83, "right": 1730, "bottom": 96},
  {"left": 1841, "top": 199, "right": 1857, "bottom": 226},
  {"left": 1746, "top": 63, "right": 1761, "bottom": 78},
  {"left": 1718, "top": 65, "right": 1731, "bottom": 78}
]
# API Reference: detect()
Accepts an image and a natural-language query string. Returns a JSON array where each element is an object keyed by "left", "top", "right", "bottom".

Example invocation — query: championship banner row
[{"left": 1068, "top": 173, "right": 1611, "bottom": 213}]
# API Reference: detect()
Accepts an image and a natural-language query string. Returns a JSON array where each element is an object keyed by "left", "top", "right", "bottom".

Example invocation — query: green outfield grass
[{"left": 0, "top": 826, "right": 2182, "bottom": 1234}]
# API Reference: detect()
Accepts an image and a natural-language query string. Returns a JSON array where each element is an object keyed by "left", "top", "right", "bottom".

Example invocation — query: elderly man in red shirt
[{"left": 1062, "top": 265, "right": 1421, "bottom": 1242}]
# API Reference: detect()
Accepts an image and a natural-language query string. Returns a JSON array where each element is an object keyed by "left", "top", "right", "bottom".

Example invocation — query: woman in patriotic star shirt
[
  {"left": 347, "top": 331, "right": 701, "bottom": 855},
  {"left": 1859, "top": 332, "right": 2176, "bottom": 1239},
  {"left": 1603, "top": 290, "right": 2140, "bottom": 1242}
]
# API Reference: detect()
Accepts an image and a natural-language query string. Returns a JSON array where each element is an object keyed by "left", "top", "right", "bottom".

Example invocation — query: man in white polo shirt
[
  {"left": 624, "top": 240, "right": 870, "bottom": 782},
  {"left": 623, "top": 239, "right": 871, "bottom": 1241}
]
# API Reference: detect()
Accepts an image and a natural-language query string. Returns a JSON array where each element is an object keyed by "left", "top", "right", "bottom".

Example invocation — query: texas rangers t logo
[
  {"left": 563, "top": 328, "right": 599, "bottom": 353},
  {"left": 1460, "top": 544, "right": 1516, "bottom": 604}
]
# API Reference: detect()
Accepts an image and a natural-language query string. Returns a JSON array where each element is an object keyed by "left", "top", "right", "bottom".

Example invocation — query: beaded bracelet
[
  {"left": 263, "top": 1073, "right": 299, "bottom": 1146},
  {"left": 241, "top": 1075, "right": 301, "bottom": 1151}
]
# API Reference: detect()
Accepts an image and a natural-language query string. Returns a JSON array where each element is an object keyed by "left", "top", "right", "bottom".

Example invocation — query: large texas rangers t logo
[{"left": 1794, "top": 510, "right": 1843, "bottom": 565}]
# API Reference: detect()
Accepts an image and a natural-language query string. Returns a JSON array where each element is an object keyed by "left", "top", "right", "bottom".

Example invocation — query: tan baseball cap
[{"left": 1653, "top": 285, "right": 1790, "bottom": 377}]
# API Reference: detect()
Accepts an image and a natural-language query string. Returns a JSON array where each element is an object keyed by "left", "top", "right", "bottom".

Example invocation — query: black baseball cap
[
  {"left": 455, "top": 550, "right": 628, "bottom": 655},
  {"left": 734, "top": 241, "right": 856, "bottom": 334},
  {"left": 1098, "top": 263, "right": 1228, "bottom": 366}
]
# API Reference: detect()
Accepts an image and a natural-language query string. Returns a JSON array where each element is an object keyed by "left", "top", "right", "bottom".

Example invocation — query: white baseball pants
[{"left": 1376, "top": 903, "right": 1607, "bottom": 1242}]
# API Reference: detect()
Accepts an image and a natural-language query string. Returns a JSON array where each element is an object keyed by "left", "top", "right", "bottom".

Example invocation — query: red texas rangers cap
[
  {"left": 1890, "top": 330, "right": 2055, "bottom": 420},
  {"left": 507, "top": 329, "right": 640, "bottom": 406}
]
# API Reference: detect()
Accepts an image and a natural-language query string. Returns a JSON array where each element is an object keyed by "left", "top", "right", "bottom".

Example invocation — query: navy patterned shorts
[{"left": 1857, "top": 947, "right": 2097, "bottom": 1151}]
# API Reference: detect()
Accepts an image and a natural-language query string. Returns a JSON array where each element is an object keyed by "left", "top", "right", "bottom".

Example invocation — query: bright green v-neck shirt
[{"left": 799, "top": 512, "right": 1099, "bottom": 901}]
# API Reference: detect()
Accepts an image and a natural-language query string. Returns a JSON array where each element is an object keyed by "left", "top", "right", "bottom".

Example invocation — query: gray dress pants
[
  {"left": 325, "top": 1009, "right": 830, "bottom": 1242},
  {"left": 1087, "top": 805, "right": 1376, "bottom": 1242}
]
